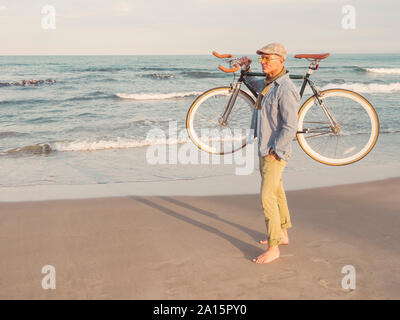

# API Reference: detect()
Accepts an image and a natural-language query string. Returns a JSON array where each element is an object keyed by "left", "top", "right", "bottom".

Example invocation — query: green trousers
[{"left": 259, "top": 155, "right": 292, "bottom": 246}]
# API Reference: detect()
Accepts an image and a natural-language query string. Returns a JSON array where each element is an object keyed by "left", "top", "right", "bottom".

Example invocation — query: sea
[{"left": 0, "top": 54, "right": 399, "bottom": 190}]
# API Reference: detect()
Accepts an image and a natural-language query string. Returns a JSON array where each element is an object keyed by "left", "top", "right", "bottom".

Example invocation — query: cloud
[
  {"left": 62, "top": 1, "right": 135, "bottom": 19},
  {"left": 112, "top": 1, "right": 135, "bottom": 16},
  {"left": 0, "top": 5, "right": 8, "bottom": 11}
]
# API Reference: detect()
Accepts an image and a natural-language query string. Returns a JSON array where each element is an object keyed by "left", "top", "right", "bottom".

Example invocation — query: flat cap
[{"left": 256, "top": 42, "right": 287, "bottom": 60}]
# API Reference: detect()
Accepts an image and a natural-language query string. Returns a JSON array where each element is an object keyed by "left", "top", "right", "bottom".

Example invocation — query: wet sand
[{"left": 0, "top": 177, "right": 399, "bottom": 299}]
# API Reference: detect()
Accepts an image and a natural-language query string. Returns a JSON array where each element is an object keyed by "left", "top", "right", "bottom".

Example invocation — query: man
[{"left": 237, "top": 43, "right": 300, "bottom": 264}]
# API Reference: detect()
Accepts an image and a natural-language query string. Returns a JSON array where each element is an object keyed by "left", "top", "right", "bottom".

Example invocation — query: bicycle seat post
[
  {"left": 299, "top": 59, "right": 320, "bottom": 97},
  {"left": 307, "top": 59, "right": 320, "bottom": 76}
]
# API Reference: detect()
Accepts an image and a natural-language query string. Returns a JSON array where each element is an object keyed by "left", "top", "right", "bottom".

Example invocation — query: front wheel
[
  {"left": 297, "top": 89, "right": 379, "bottom": 166},
  {"left": 186, "top": 87, "right": 255, "bottom": 154}
]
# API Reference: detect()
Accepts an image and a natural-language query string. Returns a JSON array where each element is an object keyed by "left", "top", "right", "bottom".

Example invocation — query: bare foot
[
  {"left": 281, "top": 228, "right": 289, "bottom": 244},
  {"left": 252, "top": 246, "right": 280, "bottom": 264},
  {"left": 259, "top": 239, "right": 289, "bottom": 245},
  {"left": 259, "top": 229, "right": 289, "bottom": 245}
]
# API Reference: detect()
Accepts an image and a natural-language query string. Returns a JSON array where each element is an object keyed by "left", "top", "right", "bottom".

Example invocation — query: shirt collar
[{"left": 274, "top": 72, "right": 289, "bottom": 86}]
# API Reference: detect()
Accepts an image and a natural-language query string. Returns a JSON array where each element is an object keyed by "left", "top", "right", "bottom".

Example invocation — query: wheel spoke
[{"left": 304, "top": 131, "right": 332, "bottom": 139}]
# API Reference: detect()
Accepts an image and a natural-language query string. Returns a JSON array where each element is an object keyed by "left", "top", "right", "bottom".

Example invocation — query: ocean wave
[
  {"left": 310, "top": 66, "right": 366, "bottom": 72},
  {"left": 180, "top": 71, "right": 223, "bottom": 78},
  {"left": 0, "top": 98, "right": 50, "bottom": 106},
  {"left": 142, "top": 73, "right": 174, "bottom": 79},
  {"left": 50, "top": 134, "right": 247, "bottom": 152},
  {"left": 116, "top": 91, "right": 202, "bottom": 100},
  {"left": 325, "top": 78, "right": 346, "bottom": 84},
  {"left": 63, "top": 119, "right": 174, "bottom": 134},
  {"left": 321, "top": 82, "right": 400, "bottom": 93},
  {"left": 140, "top": 67, "right": 184, "bottom": 72},
  {"left": 0, "top": 79, "right": 56, "bottom": 87},
  {"left": 0, "top": 91, "right": 114, "bottom": 105},
  {"left": 51, "top": 137, "right": 191, "bottom": 151},
  {"left": 0, "top": 131, "right": 28, "bottom": 139},
  {"left": 364, "top": 68, "right": 400, "bottom": 74},
  {"left": 91, "top": 77, "right": 119, "bottom": 82},
  {"left": 342, "top": 128, "right": 399, "bottom": 135},
  {"left": 66, "top": 91, "right": 114, "bottom": 102},
  {"left": 382, "top": 128, "right": 400, "bottom": 134},
  {"left": 26, "top": 117, "right": 58, "bottom": 124},
  {"left": 140, "top": 71, "right": 223, "bottom": 79},
  {"left": 344, "top": 66, "right": 367, "bottom": 72},
  {"left": 77, "top": 67, "right": 128, "bottom": 72},
  {"left": 139, "top": 67, "right": 224, "bottom": 77},
  {"left": 5, "top": 134, "right": 243, "bottom": 154},
  {"left": 77, "top": 112, "right": 96, "bottom": 117}
]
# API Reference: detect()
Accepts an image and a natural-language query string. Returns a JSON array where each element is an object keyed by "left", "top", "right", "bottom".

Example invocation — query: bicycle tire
[
  {"left": 186, "top": 87, "right": 255, "bottom": 155},
  {"left": 297, "top": 89, "right": 379, "bottom": 166}
]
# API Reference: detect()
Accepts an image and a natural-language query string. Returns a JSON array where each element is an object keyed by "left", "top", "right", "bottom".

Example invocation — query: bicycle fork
[
  {"left": 314, "top": 93, "right": 342, "bottom": 134},
  {"left": 219, "top": 81, "right": 242, "bottom": 126},
  {"left": 305, "top": 62, "right": 341, "bottom": 135}
]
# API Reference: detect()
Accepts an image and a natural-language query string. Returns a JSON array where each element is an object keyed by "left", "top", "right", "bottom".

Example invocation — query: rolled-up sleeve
[
  {"left": 245, "top": 76, "right": 265, "bottom": 94},
  {"left": 274, "top": 87, "right": 300, "bottom": 159}
]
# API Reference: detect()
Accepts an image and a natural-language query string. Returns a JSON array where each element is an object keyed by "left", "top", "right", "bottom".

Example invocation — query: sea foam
[
  {"left": 321, "top": 82, "right": 400, "bottom": 93},
  {"left": 51, "top": 137, "right": 191, "bottom": 151},
  {"left": 116, "top": 91, "right": 202, "bottom": 100},
  {"left": 364, "top": 68, "right": 400, "bottom": 74}
]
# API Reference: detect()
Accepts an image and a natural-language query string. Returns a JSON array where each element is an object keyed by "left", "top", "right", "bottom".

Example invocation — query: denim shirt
[{"left": 247, "top": 72, "right": 300, "bottom": 161}]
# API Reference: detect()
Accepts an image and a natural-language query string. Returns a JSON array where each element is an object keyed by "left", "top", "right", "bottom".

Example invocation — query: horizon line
[{"left": 1, "top": 52, "right": 400, "bottom": 57}]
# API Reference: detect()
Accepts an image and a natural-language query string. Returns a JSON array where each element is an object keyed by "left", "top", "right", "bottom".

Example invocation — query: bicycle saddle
[{"left": 294, "top": 53, "right": 330, "bottom": 60}]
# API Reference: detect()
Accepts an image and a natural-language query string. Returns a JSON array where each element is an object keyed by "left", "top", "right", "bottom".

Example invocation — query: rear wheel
[{"left": 297, "top": 89, "right": 379, "bottom": 165}]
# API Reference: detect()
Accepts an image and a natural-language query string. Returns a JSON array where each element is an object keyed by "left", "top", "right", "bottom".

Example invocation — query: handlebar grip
[
  {"left": 218, "top": 64, "right": 240, "bottom": 73},
  {"left": 212, "top": 51, "right": 233, "bottom": 59}
]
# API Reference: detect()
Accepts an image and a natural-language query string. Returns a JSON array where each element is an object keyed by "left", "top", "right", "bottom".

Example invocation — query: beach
[
  {"left": 1, "top": 54, "right": 400, "bottom": 300},
  {"left": 1, "top": 177, "right": 399, "bottom": 299}
]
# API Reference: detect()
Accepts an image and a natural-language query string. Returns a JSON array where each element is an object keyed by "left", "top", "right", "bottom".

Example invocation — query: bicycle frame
[{"left": 219, "top": 62, "right": 339, "bottom": 134}]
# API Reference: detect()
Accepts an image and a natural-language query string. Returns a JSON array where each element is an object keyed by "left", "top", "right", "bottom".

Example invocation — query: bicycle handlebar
[
  {"left": 212, "top": 51, "right": 239, "bottom": 73},
  {"left": 212, "top": 51, "right": 233, "bottom": 59},
  {"left": 218, "top": 64, "right": 240, "bottom": 73}
]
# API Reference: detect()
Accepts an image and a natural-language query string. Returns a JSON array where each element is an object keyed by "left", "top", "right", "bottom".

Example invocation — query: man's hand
[
  {"left": 268, "top": 148, "right": 279, "bottom": 161},
  {"left": 237, "top": 56, "right": 252, "bottom": 71}
]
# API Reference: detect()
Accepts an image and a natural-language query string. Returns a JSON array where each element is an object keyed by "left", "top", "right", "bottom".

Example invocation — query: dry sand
[{"left": 0, "top": 177, "right": 399, "bottom": 299}]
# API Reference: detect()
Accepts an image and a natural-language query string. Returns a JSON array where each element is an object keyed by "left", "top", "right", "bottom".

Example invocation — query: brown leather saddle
[{"left": 294, "top": 53, "right": 330, "bottom": 60}]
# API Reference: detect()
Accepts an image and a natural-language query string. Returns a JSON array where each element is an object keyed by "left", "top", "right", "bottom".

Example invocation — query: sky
[{"left": 0, "top": 0, "right": 399, "bottom": 55}]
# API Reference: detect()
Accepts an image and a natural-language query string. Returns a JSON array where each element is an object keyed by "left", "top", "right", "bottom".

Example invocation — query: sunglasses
[{"left": 258, "top": 56, "right": 281, "bottom": 63}]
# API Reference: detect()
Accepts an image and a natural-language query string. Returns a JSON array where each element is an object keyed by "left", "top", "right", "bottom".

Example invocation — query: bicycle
[{"left": 186, "top": 51, "right": 379, "bottom": 166}]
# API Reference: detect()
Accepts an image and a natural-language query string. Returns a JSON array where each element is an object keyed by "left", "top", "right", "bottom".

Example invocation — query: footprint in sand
[
  {"left": 317, "top": 278, "right": 355, "bottom": 296},
  {"left": 318, "top": 278, "right": 330, "bottom": 289},
  {"left": 306, "top": 238, "right": 336, "bottom": 248},
  {"left": 311, "top": 257, "right": 331, "bottom": 266},
  {"left": 164, "top": 277, "right": 191, "bottom": 297},
  {"left": 149, "top": 257, "right": 191, "bottom": 271},
  {"left": 261, "top": 270, "right": 297, "bottom": 283}
]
